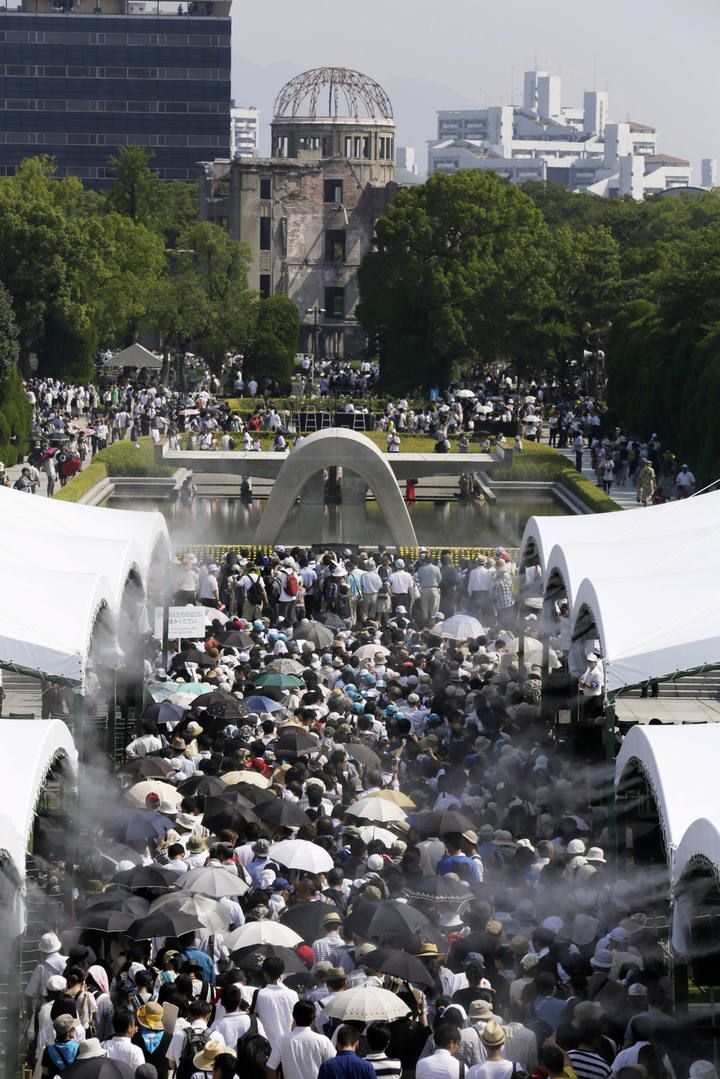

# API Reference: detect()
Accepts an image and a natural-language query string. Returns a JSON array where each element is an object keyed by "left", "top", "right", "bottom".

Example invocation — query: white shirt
[
  {"left": 252, "top": 983, "right": 299, "bottom": 1044},
  {"left": 212, "top": 1012, "right": 263, "bottom": 1046},
  {"left": 389, "top": 570, "right": 413, "bottom": 595},
  {"left": 467, "top": 1062, "right": 514, "bottom": 1079},
  {"left": 579, "top": 662, "right": 604, "bottom": 697},
  {"left": 267, "top": 1025, "right": 336, "bottom": 1079},
  {"left": 467, "top": 566, "right": 492, "bottom": 594},
  {"left": 417, "top": 1048, "right": 465, "bottom": 1079},
  {"left": 102, "top": 1037, "right": 145, "bottom": 1068}
]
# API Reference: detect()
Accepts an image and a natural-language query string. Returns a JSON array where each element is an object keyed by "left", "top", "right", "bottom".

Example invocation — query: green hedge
[
  {"left": 504, "top": 441, "right": 621, "bottom": 513},
  {"left": 54, "top": 436, "right": 171, "bottom": 501},
  {"left": 0, "top": 367, "right": 32, "bottom": 467}
]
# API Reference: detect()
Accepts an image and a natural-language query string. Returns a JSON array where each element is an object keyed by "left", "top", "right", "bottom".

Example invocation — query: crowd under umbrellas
[{"left": 25, "top": 544, "right": 712, "bottom": 1079}]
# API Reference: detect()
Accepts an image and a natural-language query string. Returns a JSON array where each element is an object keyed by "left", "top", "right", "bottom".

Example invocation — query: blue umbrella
[
  {"left": 114, "top": 810, "right": 175, "bottom": 842},
  {"left": 243, "top": 695, "right": 284, "bottom": 713}
]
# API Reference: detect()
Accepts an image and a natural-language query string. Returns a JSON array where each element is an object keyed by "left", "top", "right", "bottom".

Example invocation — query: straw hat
[
  {"left": 480, "top": 1020, "right": 506, "bottom": 1047},
  {"left": 137, "top": 1002, "right": 165, "bottom": 1031},
  {"left": 193, "top": 1035, "right": 235, "bottom": 1071}
]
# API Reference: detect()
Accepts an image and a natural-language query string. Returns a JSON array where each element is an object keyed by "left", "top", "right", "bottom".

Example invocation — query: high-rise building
[
  {"left": 230, "top": 105, "right": 259, "bottom": 158},
  {"left": 702, "top": 158, "right": 718, "bottom": 188},
  {"left": 0, "top": 0, "right": 232, "bottom": 186},
  {"left": 395, "top": 145, "right": 417, "bottom": 174},
  {"left": 429, "top": 69, "right": 694, "bottom": 200}
]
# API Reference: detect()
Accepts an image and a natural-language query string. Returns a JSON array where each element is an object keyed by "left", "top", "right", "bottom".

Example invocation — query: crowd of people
[{"left": 21, "top": 539, "right": 708, "bottom": 1079}]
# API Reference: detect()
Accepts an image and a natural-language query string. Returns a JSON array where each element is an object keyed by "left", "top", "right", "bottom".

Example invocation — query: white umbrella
[
  {"left": 268, "top": 839, "right": 334, "bottom": 874},
  {"left": 222, "top": 771, "right": 271, "bottom": 789},
  {"left": 323, "top": 986, "right": 410, "bottom": 1022},
  {"left": 430, "top": 613, "right": 484, "bottom": 641},
  {"left": 454, "top": 389, "right": 476, "bottom": 399},
  {"left": 125, "top": 781, "right": 183, "bottom": 811},
  {"left": 149, "top": 893, "right": 230, "bottom": 935},
  {"left": 148, "top": 681, "right": 207, "bottom": 704},
  {"left": 353, "top": 643, "right": 390, "bottom": 663},
  {"left": 475, "top": 404, "right": 494, "bottom": 414},
  {"left": 524, "top": 395, "right": 537, "bottom": 404},
  {"left": 268, "top": 658, "right": 306, "bottom": 675},
  {"left": 182, "top": 866, "right": 249, "bottom": 899},
  {"left": 347, "top": 798, "right": 407, "bottom": 824},
  {"left": 507, "top": 636, "right": 561, "bottom": 670},
  {"left": 358, "top": 826, "right": 397, "bottom": 848},
  {"left": 201, "top": 606, "right": 229, "bottom": 626},
  {"left": 226, "top": 920, "right": 303, "bottom": 951}
]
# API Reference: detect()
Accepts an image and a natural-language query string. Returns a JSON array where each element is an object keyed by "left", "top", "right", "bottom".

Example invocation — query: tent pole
[{"left": 605, "top": 701, "right": 618, "bottom": 869}]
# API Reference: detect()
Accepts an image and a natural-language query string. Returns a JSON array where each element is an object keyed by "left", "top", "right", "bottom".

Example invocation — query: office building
[
  {"left": 230, "top": 104, "right": 259, "bottom": 158},
  {"left": 702, "top": 158, "right": 718, "bottom": 189},
  {"left": 429, "top": 69, "right": 695, "bottom": 199},
  {"left": 0, "top": 0, "right": 232, "bottom": 185},
  {"left": 200, "top": 67, "right": 397, "bottom": 358}
]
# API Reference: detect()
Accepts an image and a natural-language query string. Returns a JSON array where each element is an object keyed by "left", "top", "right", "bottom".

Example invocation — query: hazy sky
[{"left": 232, "top": 0, "right": 720, "bottom": 177}]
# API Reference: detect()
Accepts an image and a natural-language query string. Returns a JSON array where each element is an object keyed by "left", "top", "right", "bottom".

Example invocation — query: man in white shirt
[
  {"left": 211, "top": 985, "right": 262, "bottom": 1045},
  {"left": 467, "top": 558, "right": 492, "bottom": 619},
  {"left": 388, "top": 559, "right": 414, "bottom": 613},
  {"left": 24, "top": 933, "right": 67, "bottom": 1009},
  {"left": 103, "top": 1010, "right": 145, "bottom": 1068},
  {"left": 676, "top": 464, "right": 695, "bottom": 498},
  {"left": 416, "top": 1023, "right": 464, "bottom": 1079},
  {"left": 311, "top": 911, "right": 346, "bottom": 966},
  {"left": 252, "top": 956, "right": 299, "bottom": 1045},
  {"left": 125, "top": 720, "right": 163, "bottom": 759},
  {"left": 267, "top": 1000, "right": 336, "bottom": 1079}
]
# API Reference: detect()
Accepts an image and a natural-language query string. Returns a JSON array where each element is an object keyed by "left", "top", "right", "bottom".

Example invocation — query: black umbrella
[
  {"left": 315, "top": 612, "right": 346, "bottom": 630},
  {"left": 206, "top": 790, "right": 258, "bottom": 813},
  {"left": 111, "top": 810, "right": 175, "bottom": 843},
  {"left": 255, "top": 799, "right": 309, "bottom": 829},
  {"left": 66, "top": 1059, "right": 135, "bottom": 1079},
  {"left": 77, "top": 887, "right": 139, "bottom": 913},
  {"left": 280, "top": 902, "right": 343, "bottom": 941},
  {"left": 274, "top": 731, "right": 320, "bottom": 758},
  {"left": 113, "top": 865, "right": 180, "bottom": 891},
  {"left": 75, "top": 909, "right": 137, "bottom": 935},
  {"left": 127, "top": 909, "right": 203, "bottom": 940},
  {"left": 416, "top": 809, "right": 476, "bottom": 838},
  {"left": 203, "top": 803, "right": 258, "bottom": 835},
  {"left": 218, "top": 630, "right": 253, "bottom": 649},
  {"left": 171, "top": 649, "right": 216, "bottom": 670},
  {"left": 341, "top": 742, "right": 381, "bottom": 770},
  {"left": 141, "top": 701, "right": 186, "bottom": 726},
  {"left": 206, "top": 697, "right": 248, "bottom": 722},
  {"left": 232, "top": 943, "right": 307, "bottom": 974},
  {"left": 405, "top": 876, "right": 473, "bottom": 905},
  {"left": 177, "top": 775, "right": 227, "bottom": 798},
  {"left": 118, "top": 757, "right": 174, "bottom": 780},
  {"left": 224, "top": 784, "right": 275, "bottom": 807},
  {"left": 293, "top": 621, "right": 334, "bottom": 649},
  {"left": 366, "top": 901, "right": 431, "bottom": 945},
  {"left": 361, "top": 947, "right": 436, "bottom": 988}
]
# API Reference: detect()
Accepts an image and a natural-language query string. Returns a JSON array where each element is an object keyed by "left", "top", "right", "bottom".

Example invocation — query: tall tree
[
  {"left": 358, "top": 171, "right": 553, "bottom": 392},
  {"left": 105, "top": 146, "right": 159, "bottom": 227},
  {"left": 245, "top": 295, "right": 301, "bottom": 387}
]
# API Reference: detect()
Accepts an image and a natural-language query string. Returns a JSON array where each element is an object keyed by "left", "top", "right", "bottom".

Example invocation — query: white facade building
[
  {"left": 702, "top": 158, "right": 718, "bottom": 188},
  {"left": 230, "top": 105, "right": 259, "bottom": 159},
  {"left": 395, "top": 145, "right": 418, "bottom": 174},
  {"left": 428, "top": 70, "right": 694, "bottom": 200}
]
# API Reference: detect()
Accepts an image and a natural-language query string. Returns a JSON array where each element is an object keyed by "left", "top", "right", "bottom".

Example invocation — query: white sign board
[{"left": 154, "top": 606, "right": 207, "bottom": 640}]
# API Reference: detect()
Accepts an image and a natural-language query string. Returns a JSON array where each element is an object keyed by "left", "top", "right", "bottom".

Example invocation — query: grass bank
[
  {"left": 503, "top": 441, "right": 621, "bottom": 513},
  {"left": 54, "top": 437, "right": 172, "bottom": 502}
]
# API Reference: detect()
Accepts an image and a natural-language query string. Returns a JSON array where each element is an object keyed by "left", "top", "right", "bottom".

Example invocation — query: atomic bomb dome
[{"left": 270, "top": 66, "right": 395, "bottom": 174}]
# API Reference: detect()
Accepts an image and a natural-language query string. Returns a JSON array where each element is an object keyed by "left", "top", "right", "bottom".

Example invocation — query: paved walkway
[{"left": 555, "top": 445, "right": 641, "bottom": 511}]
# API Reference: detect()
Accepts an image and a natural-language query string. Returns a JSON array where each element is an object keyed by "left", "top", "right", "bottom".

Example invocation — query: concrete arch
[{"left": 254, "top": 429, "right": 417, "bottom": 547}]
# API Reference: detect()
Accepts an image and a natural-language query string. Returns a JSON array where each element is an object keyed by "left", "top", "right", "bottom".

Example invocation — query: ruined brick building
[{"left": 199, "top": 66, "right": 398, "bottom": 358}]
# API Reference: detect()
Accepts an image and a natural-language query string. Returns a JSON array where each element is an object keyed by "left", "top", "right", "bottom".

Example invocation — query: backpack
[
  {"left": 323, "top": 578, "right": 338, "bottom": 607},
  {"left": 235, "top": 1016, "right": 271, "bottom": 1079},
  {"left": 284, "top": 571, "right": 299, "bottom": 597},
  {"left": 268, "top": 576, "right": 282, "bottom": 603},
  {"left": 177, "top": 1028, "right": 212, "bottom": 1079},
  {"left": 246, "top": 576, "right": 265, "bottom": 607}
]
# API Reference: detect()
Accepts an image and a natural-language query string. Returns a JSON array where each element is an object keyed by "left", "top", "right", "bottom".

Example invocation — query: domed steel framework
[{"left": 274, "top": 67, "right": 393, "bottom": 121}]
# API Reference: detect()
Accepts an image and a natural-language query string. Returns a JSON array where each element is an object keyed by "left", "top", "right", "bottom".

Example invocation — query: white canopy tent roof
[
  {"left": 0, "top": 565, "right": 114, "bottom": 685},
  {"left": 0, "top": 720, "right": 77, "bottom": 884},
  {"left": 545, "top": 526, "right": 720, "bottom": 609},
  {"left": 103, "top": 343, "right": 163, "bottom": 370},
  {"left": 521, "top": 489, "right": 720, "bottom": 570},
  {"left": 0, "top": 487, "right": 169, "bottom": 579},
  {"left": 0, "top": 524, "right": 144, "bottom": 617},
  {"left": 573, "top": 572, "right": 720, "bottom": 694},
  {"left": 615, "top": 725, "right": 720, "bottom": 879}
]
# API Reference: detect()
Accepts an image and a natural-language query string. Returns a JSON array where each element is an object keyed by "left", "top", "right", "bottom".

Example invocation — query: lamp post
[
  {"left": 306, "top": 305, "right": 325, "bottom": 386},
  {"left": 582, "top": 321, "right": 612, "bottom": 401}
]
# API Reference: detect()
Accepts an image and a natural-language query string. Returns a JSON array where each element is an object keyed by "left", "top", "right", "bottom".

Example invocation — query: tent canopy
[
  {"left": 0, "top": 487, "right": 169, "bottom": 579},
  {"left": 103, "top": 343, "right": 163, "bottom": 370},
  {"left": 615, "top": 725, "right": 720, "bottom": 876},
  {"left": 573, "top": 572, "right": 720, "bottom": 694},
  {"left": 0, "top": 565, "right": 114, "bottom": 685},
  {"left": 521, "top": 489, "right": 720, "bottom": 570},
  {"left": 545, "top": 526, "right": 720, "bottom": 610},
  {"left": 0, "top": 720, "right": 77, "bottom": 882}
]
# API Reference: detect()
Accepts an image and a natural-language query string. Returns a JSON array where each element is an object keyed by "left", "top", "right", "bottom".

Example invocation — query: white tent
[
  {"left": 545, "top": 526, "right": 720, "bottom": 609},
  {"left": 0, "top": 720, "right": 77, "bottom": 885},
  {"left": 573, "top": 572, "right": 720, "bottom": 694},
  {"left": 521, "top": 489, "right": 720, "bottom": 570},
  {"left": 0, "top": 565, "right": 114, "bottom": 685},
  {"left": 103, "top": 343, "right": 163, "bottom": 370},
  {"left": 0, "top": 525, "right": 144, "bottom": 617},
  {"left": 0, "top": 487, "right": 169, "bottom": 578}
]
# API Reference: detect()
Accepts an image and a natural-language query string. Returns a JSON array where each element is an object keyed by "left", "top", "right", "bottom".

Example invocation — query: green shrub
[
  {"left": 0, "top": 366, "right": 32, "bottom": 467},
  {"left": 54, "top": 436, "right": 170, "bottom": 500},
  {"left": 505, "top": 441, "right": 620, "bottom": 513},
  {"left": 54, "top": 459, "right": 109, "bottom": 501}
]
